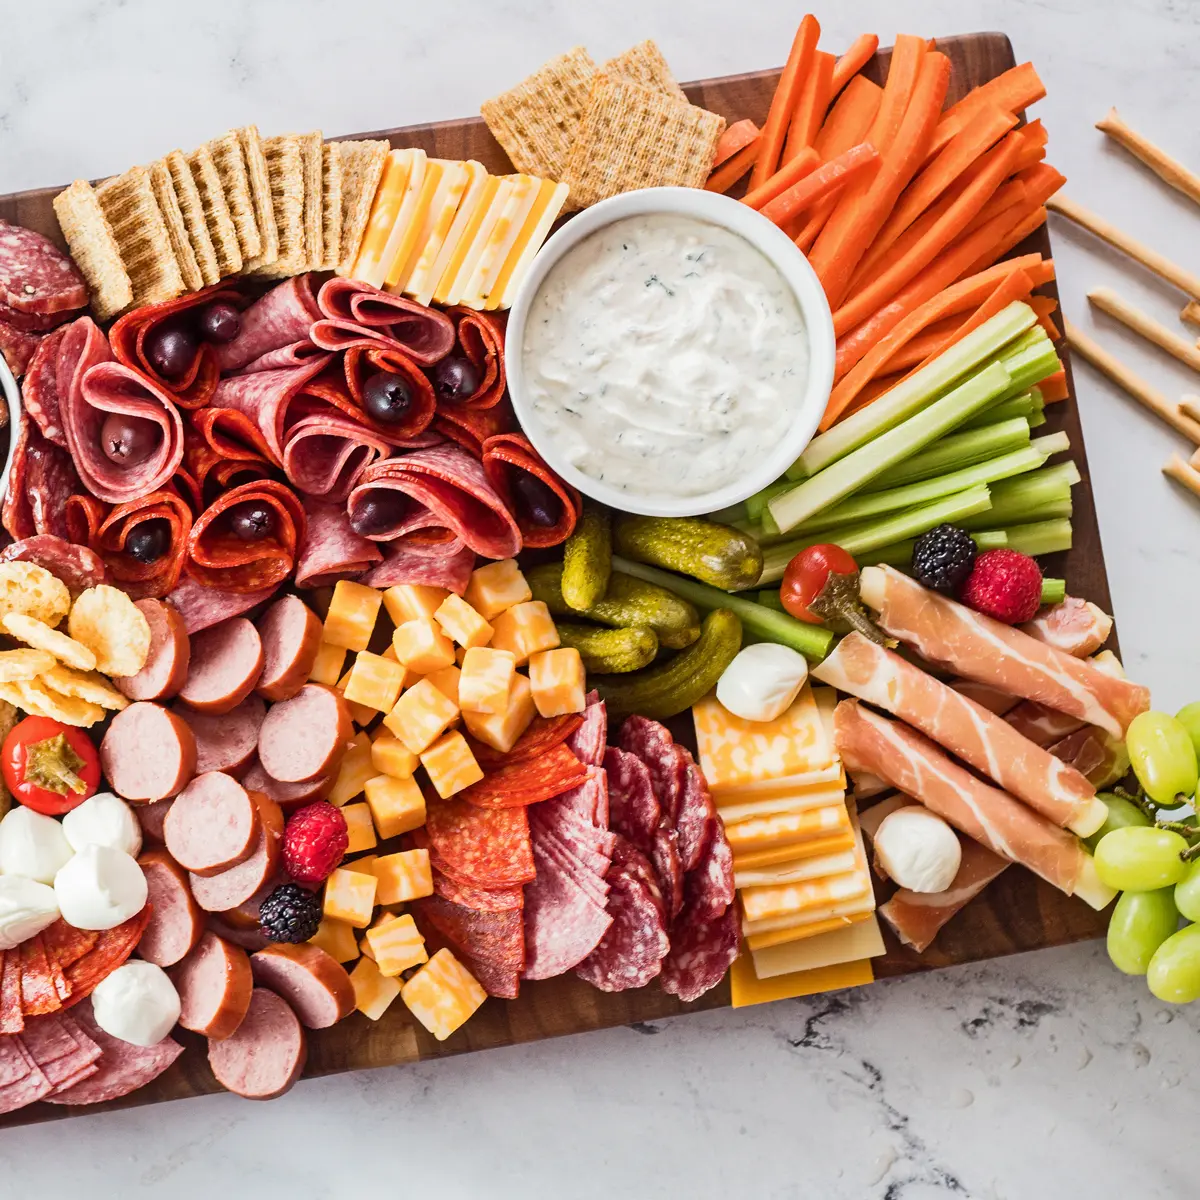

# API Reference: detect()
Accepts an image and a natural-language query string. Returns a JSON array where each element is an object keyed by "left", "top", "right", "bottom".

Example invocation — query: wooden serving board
[{"left": 0, "top": 31, "right": 1114, "bottom": 1125}]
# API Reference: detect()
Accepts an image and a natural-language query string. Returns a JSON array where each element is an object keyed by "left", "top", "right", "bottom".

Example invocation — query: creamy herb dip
[{"left": 521, "top": 212, "right": 809, "bottom": 502}]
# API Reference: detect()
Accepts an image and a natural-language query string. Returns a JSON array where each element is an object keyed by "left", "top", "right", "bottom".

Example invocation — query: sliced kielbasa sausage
[
  {"left": 178, "top": 618, "right": 264, "bottom": 715},
  {"left": 241, "top": 758, "right": 331, "bottom": 811},
  {"left": 164, "top": 772, "right": 260, "bottom": 877},
  {"left": 114, "top": 598, "right": 190, "bottom": 701},
  {"left": 136, "top": 798, "right": 172, "bottom": 843},
  {"left": 171, "top": 931, "right": 254, "bottom": 1040},
  {"left": 136, "top": 848, "right": 203, "bottom": 967},
  {"left": 257, "top": 683, "right": 351, "bottom": 783},
  {"left": 101, "top": 703, "right": 197, "bottom": 802},
  {"left": 250, "top": 943, "right": 355, "bottom": 1029},
  {"left": 256, "top": 595, "right": 322, "bottom": 702},
  {"left": 207, "top": 987, "right": 307, "bottom": 1099},
  {"left": 189, "top": 791, "right": 284, "bottom": 913},
  {"left": 174, "top": 695, "right": 266, "bottom": 776}
]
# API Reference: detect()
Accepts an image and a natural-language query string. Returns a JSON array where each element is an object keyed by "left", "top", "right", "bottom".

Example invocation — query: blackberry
[
  {"left": 259, "top": 883, "right": 322, "bottom": 944},
  {"left": 911, "top": 524, "right": 977, "bottom": 593}
]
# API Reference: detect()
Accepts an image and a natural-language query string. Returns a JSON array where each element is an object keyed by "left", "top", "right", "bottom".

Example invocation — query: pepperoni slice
[
  {"left": 91, "top": 488, "right": 193, "bottom": 599},
  {"left": 61, "top": 907, "right": 153, "bottom": 1008},
  {"left": 433, "top": 398, "right": 514, "bottom": 458},
  {"left": 441, "top": 307, "right": 506, "bottom": 408},
  {"left": 424, "top": 800, "right": 535, "bottom": 888},
  {"left": 457, "top": 742, "right": 588, "bottom": 810},
  {"left": 469, "top": 713, "right": 584, "bottom": 770},
  {"left": 342, "top": 345, "right": 437, "bottom": 439},
  {"left": 481, "top": 432, "right": 580, "bottom": 549},
  {"left": 430, "top": 868, "right": 524, "bottom": 913},
  {"left": 360, "top": 540, "right": 474, "bottom": 594}
]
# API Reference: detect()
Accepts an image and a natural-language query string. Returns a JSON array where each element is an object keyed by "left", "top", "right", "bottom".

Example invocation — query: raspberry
[
  {"left": 282, "top": 801, "right": 348, "bottom": 885},
  {"left": 960, "top": 549, "right": 1043, "bottom": 624}
]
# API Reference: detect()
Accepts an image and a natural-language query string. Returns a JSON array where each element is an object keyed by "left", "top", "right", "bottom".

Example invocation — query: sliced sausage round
[
  {"left": 258, "top": 683, "right": 351, "bottom": 783},
  {"left": 189, "top": 791, "right": 284, "bottom": 913},
  {"left": 256, "top": 596, "right": 322, "bottom": 702},
  {"left": 241, "top": 758, "right": 331, "bottom": 811},
  {"left": 136, "top": 848, "right": 203, "bottom": 967},
  {"left": 205, "top": 914, "right": 269, "bottom": 953},
  {"left": 101, "top": 703, "right": 197, "bottom": 802},
  {"left": 174, "top": 695, "right": 266, "bottom": 776},
  {"left": 178, "top": 618, "right": 264, "bottom": 715},
  {"left": 171, "top": 931, "right": 253, "bottom": 1040},
  {"left": 136, "top": 798, "right": 172, "bottom": 843},
  {"left": 114, "top": 598, "right": 190, "bottom": 701},
  {"left": 250, "top": 943, "right": 355, "bottom": 1029},
  {"left": 164, "top": 773, "right": 260, "bottom": 877},
  {"left": 208, "top": 987, "right": 306, "bottom": 1100}
]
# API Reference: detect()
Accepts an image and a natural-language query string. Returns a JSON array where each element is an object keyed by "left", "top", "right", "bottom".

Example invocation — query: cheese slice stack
[{"left": 348, "top": 151, "right": 568, "bottom": 310}]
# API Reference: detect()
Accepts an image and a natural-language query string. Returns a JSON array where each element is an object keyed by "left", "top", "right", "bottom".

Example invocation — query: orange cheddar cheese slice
[
  {"left": 434, "top": 176, "right": 510, "bottom": 306},
  {"left": 387, "top": 159, "right": 467, "bottom": 295},
  {"left": 367, "top": 913, "right": 428, "bottom": 976},
  {"left": 401, "top": 948, "right": 487, "bottom": 1041},
  {"left": 740, "top": 869, "right": 872, "bottom": 924},
  {"left": 351, "top": 149, "right": 416, "bottom": 287},
  {"left": 384, "top": 677, "right": 459, "bottom": 755},
  {"left": 464, "top": 558, "right": 532, "bottom": 620},
  {"left": 741, "top": 888, "right": 877, "bottom": 937},
  {"left": 488, "top": 179, "right": 570, "bottom": 310},
  {"left": 733, "top": 847, "right": 859, "bottom": 890},
  {"left": 422, "top": 164, "right": 494, "bottom": 307},
  {"left": 405, "top": 160, "right": 481, "bottom": 306},
  {"left": 456, "top": 174, "right": 540, "bottom": 310},
  {"left": 323, "top": 580, "right": 382, "bottom": 652},
  {"left": 328, "top": 732, "right": 375, "bottom": 807},
  {"left": 462, "top": 671, "right": 536, "bottom": 753},
  {"left": 364, "top": 148, "right": 427, "bottom": 291},
  {"left": 309, "top": 916, "right": 360, "bottom": 964},
  {"left": 350, "top": 955, "right": 402, "bottom": 1020},
  {"left": 716, "top": 780, "right": 848, "bottom": 825},
  {"left": 383, "top": 157, "right": 445, "bottom": 292},
  {"left": 363, "top": 772, "right": 426, "bottom": 838},
  {"left": 724, "top": 801, "right": 852, "bottom": 856},
  {"left": 341, "top": 802, "right": 378, "bottom": 854},
  {"left": 731, "top": 831, "right": 858, "bottom": 870},
  {"left": 420, "top": 729, "right": 482, "bottom": 798}
]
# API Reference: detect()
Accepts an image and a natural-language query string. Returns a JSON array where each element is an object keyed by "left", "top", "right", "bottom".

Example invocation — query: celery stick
[
  {"left": 610, "top": 556, "right": 834, "bottom": 661},
  {"left": 959, "top": 392, "right": 1037, "bottom": 430},
  {"left": 1002, "top": 519, "right": 1073, "bottom": 557},
  {"left": 746, "top": 480, "right": 794, "bottom": 520},
  {"left": 792, "top": 303, "right": 1039, "bottom": 480},
  {"left": 959, "top": 461, "right": 1080, "bottom": 529},
  {"left": 992, "top": 341, "right": 1061, "bottom": 402},
  {"left": 1041, "top": 577, "right": 1067, "bottom": 605},
  {"left": 758, "top": 589, "right": 785, "bottom": 611},
  {"left": 761, "top": 485, "right": 994, "bottom": 583},
  {"left": 1029, "top": 431, "right": 1071, "bottom": 457},
  {"left": 771, "top": 363, "right": 1012, "bottom": 532},
  {"left": 857, "top": 530, "right": 1008, "bottom": 568},
  {"left": 1029, "top": 409, "right": 1048, "bottom": 429},
  {"left": 863, "top": 417, "right": 1032, "bottom": 492},
  {"left": 707, "top": 501, "right": 748, "bottom": 524}
]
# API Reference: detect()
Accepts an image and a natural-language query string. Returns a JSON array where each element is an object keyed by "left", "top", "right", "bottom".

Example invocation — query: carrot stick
[
  {"left": 957, "top": 167, "right": 1065, "bottom": 276},
  {"left": 742, "top": 147, "right": 820, "bottom": 210},
  {"left": 924, "top": 62, "right": 1046, "bottom": 163},
  {"left": 830, "top": 34, "right": 879, "bottom": 97},
  {"left": 1012, "top": 120, "right": 1047, "bottom": 170},
  {"left": 963, "top": 207, "right": 1049, "bottom": 275},
  {"left": 1029, "top": 294, "right": 1061, "bottom": 339},
  {"left": 705, "top": 138, "right": 762, "bottom": 193},
  {"left": 761, "top": 143, "right": 880, "bottom": 227},
  {"left": 750, "top": 14, "right": 821, "bottom": 190},
  {"left": 957, "top": 179, "right": 1027, "bottom": 240},
  {"left": 879, "top": 314, "right": 970, "bottom": 373},
  {"left": 783, "top": 51, "right": 836, "bottom": 163},
  {"left": 1038, "top": 369, "right": 1069, "bottom": 403},
  {"left": 713, "top": 119, "right": 762, "bottom": 169},
  {"left": 844, "top": 370, "right": 905, "bottom": 416}
]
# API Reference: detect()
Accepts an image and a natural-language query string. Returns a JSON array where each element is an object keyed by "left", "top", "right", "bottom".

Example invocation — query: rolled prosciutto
[{"left": 1020, "top": 597, "right": 1113, "bottom": 658}]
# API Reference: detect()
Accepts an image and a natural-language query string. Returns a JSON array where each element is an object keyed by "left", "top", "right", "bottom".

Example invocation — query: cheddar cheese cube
[
  {"left": 381, "top": 643, "right": 399, "bottom": 662},
  {"left": 328, "top": 732, "right": 375, "bottom": 806},
  {"left": 420, "top": 729, "right": 483, "bottom": 798},
  {"left": 370, "top": 733, "right": 420, "bottom": 779},
  {"left": 383, "top": 584, "right": 449, "bottom": 626},
  {"left": 528, "top": 647, "right": 585, "bottom": 718},
  {"left": 341, "top": 802, "right": 378, "bottom": 854},
  {"left": 309, "top": 916, "right": 359, "bottom": 964},
  {"left": 462, "top": 671, "right": 536, "bottom": 753},
  {"left": 426, "top": 664, "right": 461, "bottom": 707},
  {"left": 465, "top": 558, "right": 531, "bottom": 620},
  {"left": 357, "top": 909, "right": 393, "bottom": 960},
  {"left": 383, "top": 677, "right": 459, "bottom": 754},
  {"left": 323, "top": 868, "right": 377, "bottom": 928},
  {"left": 309, "top": 641, "right": 347, "bottom": 686},
  {"left": 392, "top": 618, "right": 456, "bottom": 674},
  {"left": 335, "top": 668, "right": 378, "bottom": 728},
  {"left": 363, "top": 772, "right": 426, "bottom": 838},
  {"left": 490, "top": 601, "right": 559, "bottom": 665},
  {"left": 401, "top": 948, "right": 487, "bottom": 1041},
  {"left": 323, "top": 580, "right": 382, "bottom": 651},
  {"left": 456, "top": 644, "right": 468, "bottom": 665},
  {"left": 434, "top": 593, "right": 493, "bottom": 649},
  {"left": 458, "top": 647, "right": 516, "bottom": 714},
  {"left": 346, "top": 853, "right": 378, "bottom": 876},
  {"left": 350, "top": 956, "right": 402, "bottom": 1020},
  {"left": 343, "top": 651, "right": 408, "bottom": 713},
  {"left": 366, "top": 913, "right": 428, "bottom": 976},
  {"left": 374, "top": 848, "right": 434, "bottom": 905}
]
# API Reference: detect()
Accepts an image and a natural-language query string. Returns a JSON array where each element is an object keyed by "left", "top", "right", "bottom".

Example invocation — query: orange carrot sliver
[
  {"left": 783, "top": 51, "right": 836, "bottom": 164},
  {"left": 830, "top": 34, "right": 880, "bottom": 97},
  {"left": 705, "top": 138, "right": 762, "bottom": 193},
  {"left": 762, "top": 143, "right": 880, "bottom": 227},
  {"left": 1029, "top": 294, "right": 1061, "bottom": 339},
  {"left": 1039, "top": 369, "right": 1069, "bottom": 403},
  {"left": 925, "top": 62, "right": 1046, "bottom": 163},
  {"left": 963, "top": 208, "right": 1050, "bottom": 276},
  {"left": 713, "top": 119, "right": 762, "bottom": 169},
  {"left": 957, "top": 165, "right": 1065, "bottom": 276},
  {"left": 750, "top": 14, "right": 821, "bottom": 190},
  {"left": 743, "top": 147, "right": 819, "bottom": 210},
  {"left": 879, "top": 314, "right": 969, "bottom": 373}
]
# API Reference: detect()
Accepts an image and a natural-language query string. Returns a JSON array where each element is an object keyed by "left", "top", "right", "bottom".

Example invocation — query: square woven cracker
[
  {"left": 481, "top": 46, "right": 596, "bottom": 179},
  {"left": 52, "top": 180, "right": 133, "bottom": 321},
  {"left": 602, "top": 40, "right": 688, "bottom": 103},
  {"left": 149, "top": 159, "right": 203, "bottom": 292},
  {"left": 562, "top": 76, "right": 725, "bottom": 209},
  {"left": 238, "top": 125, "right": 279, "bottom": 267},
  {"left": 165, "top": 149, "right": 220, "bottom": 286},
  {"left": 335, "top": 139, "right": 388, "bottom": 274},
  {"left": 297, "top": 131, "right": 324, "bottom": 270},
  {"left": 186, "top": 146, "right": 242, "bottom": 276},
  {"left": 321, "top": 142, "right": 344, "bottom": 271},
  {"left": 95, "top": 166, "right": 185, "bottom": 307},
  {"left": 250, "top": 135, "right": 306, "bottom": 277},
  {"left": 208, "top": 131, "right": 261, "bottom": 260}
]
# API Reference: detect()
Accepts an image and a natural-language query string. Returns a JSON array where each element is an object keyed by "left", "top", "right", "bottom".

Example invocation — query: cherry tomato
[
  {"left": 780, "top": 543, "right": 860, "bottom": 624},
  {"left": 2, "top": 715, "right": 101, "bottom": 816}
]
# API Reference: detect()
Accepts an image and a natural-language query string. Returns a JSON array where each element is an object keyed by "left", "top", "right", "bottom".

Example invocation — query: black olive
[
  {"left": 512, "top": 474, "right": 559, "bottom": 527},
  {"left": 348, "top": 493, "right": 408, "bottom": 536},
  {"left": 126, "top": 519, "right": 171, "bottom": 564},
  {"left": 361, "top": 371, "right": 414, "bottom": 423},
  {"left": 99, "top": 413, "right": 160, "bottom": 467},
  {"left": 429, "top": 355, "right": 481, "bottom": 403},
  {"left": 146, "top": 319, "right": 199, "bottom": 380},
  {"left": 199, "top": 301, "right": 241, "bottom": 344},
  {"left": 228, "top": 502, "right": 275, "bottom": 542}
]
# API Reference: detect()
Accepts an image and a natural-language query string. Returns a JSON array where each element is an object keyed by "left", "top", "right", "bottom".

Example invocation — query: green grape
[
  {"left": 1147, "top": 923, "right": 1200, "bottom": 1003},
  {"left": 1126, "top": 711, "right": 1199, "bottom": 806},
  {"left": 1175, "top": 860, "right": 1200, "bottom": 923},
  {"left": 1094, "top": 826, "right": 1190, "bottom": 891},
  {"left": 1174, "top": 702, "right": 1200, "bottom": 761},
  {"left": 1106, "top": 889, "right": 1179, "bottom": 974},
  {"left": 1083, "top": 794, "right": 1152, "bottom": 852}
]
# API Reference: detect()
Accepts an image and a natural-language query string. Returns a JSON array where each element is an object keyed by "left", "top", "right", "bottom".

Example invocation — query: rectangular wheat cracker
[
  {"left": 94, "top": 166, "right": 185, "bottom": 308},
  {"left": 321, "top": 142, "right": 344, "bottom": 271},
  {"left": 186, "top": 145, "right": 242, "bottom": 276},
  {"left": 602, "top": 40, "right": 688, "bottom": 103},
  {"left": 52, "top": 180, "right": 133, "bottom": 321},
  {"left": 148, "top": 160, "right": 203, "bottom": 292},
  {"left": 298, "top": 131, "right": 324, "bottom": 270},
  {"left": 238, "top": 125, "right": 279, "bottom": 268},
  {"left": 335, "top": 139, "right": 389, "bottom": 275},
  {"left": 208, "top": 131, "right": 262, "bottom": 260},
  {"left": 250, "top": 135, "right": 306, "bottom": 277},
  {"left": 480, "top": 47, "right": 596, "bottom": 180},
  {"left": 165, "top": 149, "right": 220, "bottom": 286}
]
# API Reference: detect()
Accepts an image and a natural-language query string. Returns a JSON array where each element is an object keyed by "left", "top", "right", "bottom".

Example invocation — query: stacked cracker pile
[
  {"left": 52, "top": 129, "right": 390, "bottom": 321},
  {"left": 481, "top": 40, "right": 726, "bottom": 209}
]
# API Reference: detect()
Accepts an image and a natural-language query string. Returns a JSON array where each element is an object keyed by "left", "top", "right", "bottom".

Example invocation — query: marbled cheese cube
[
  {"left": 357, "top": 909, "right": 393, "bottom": 961},
  {"left": 420, "top": 730, "right": 483, "bottom": 798},
  {"left": 462, "top": 671, "right": 536, "bottom": 753},
  {"left": 366, "top": 913, "right": 428, "bottom": 977},
  {"left": 464, "top": 559, "right": 532, "bottom": 620},
  {"left": 434, "top": 593, "right": 493, "bottom": 649},
  {"left": 309, "top": 916, "right": 359, "bottom": 964},
  {"left": 328, "top": 732, "right": 375, "bottom": 807},
  {"left": 341, "top": 802, "right": 378, "bottom": 853},
  {"left": 383, "top": 677, "right": 459, "bottom": 754},
  {"left": 401, "top": 948, "right": 487, "bottom": 1041},
  {"left": 322, "top": 867, "right": 378, "bottom": 928},
  {"left": 373, "top": 848, "right": 434, "bottom": 905},
  {"left": 370, "top": 733, "right": 420, "bottom": 779},
  {"left": 323, "top": 580, "right": 382, "bottom": 651},
  {"left": 343, "top": 651, "right": 408, "bottom": 712},
  {"left": 335, "top": 668, "right": 378, "bottom": 728},
  {"left": 392, "top": 618, "right": 456, "bottom": 674},
  {"left": 309, "top": 641, "right": 347, "bottom": 686},
  {"left": 383, "top": 584, "right": 449, "bottom": 626},
  {"left": 490, "top": 601, "right": 560, "bottom": 665},
  {"left": 426, "top": 664, "right": 461, "bottom": 707},
  {"left": 350, "top": 956, "right": 402, "bottom": 1020},
  {"left": 363, "top": 772, "right": 426, "bottom": 838},
  {"left": 528, "top": 647, "right": 585, "bottom": 717},
  {"left": 458, "top": 647, "right": 516, "bottom": 714}
]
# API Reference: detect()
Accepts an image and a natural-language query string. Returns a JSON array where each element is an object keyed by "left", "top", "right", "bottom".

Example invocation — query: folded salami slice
[
  {"left": 438, "top": 307, "right": 507, "bottom": 408},
  {"left": 94, "top": 489, "right": 193, "bottom": 599},
  {"left": 0, "top": 535, "right": 108, "bottom": 593},
  {"left": 660, "top": 903, "right": 739, "bottom": 1003},
  {"left": 0, "top": 220, "right": 88, "bottom": 315},
  {"left": 342, "top": 345, "right": 437, "bottom": 435},
  {"left": 2, "top": 420, "right": 86, "bottom": 542},
  {"left": 234, "top": 341, "right": 325, "bottom": 375},
  {"left": 216, "top": 276, "right": 322, "bottom": 372},
  {"left": 0, "top": 319, "right": 41, "bottom": 376},
  {"left": 182, "top": 428, "right": 273, "bottom": 505},
  {"left": 522, "top": 840, "right": 612, "bottom": 980},
  {"left": 210, "top": 356, "right": 332, "bottom": 462},
  {"left": 433, "top": 398, "right": 514, "bottom": 458},
  {"left": 283, "top": 410, "right": 401, "bottom": 503},
  {"left": 190, "top": 406, "right": 279, "bottom": 468},
  {"left": 167, "top": 576, "right": 280, "bottom": 634},
  {"left": 186, "top": 479, "right": 306, "bottom": 593},
  {"left": 482, "top": 432, "right": 579, "bottom": 549},
  {"left": 294, "top": 498, "right": 382, "bottom": 588},
  {"left": 312, "top": 277, "right": 456, "bottom": 364},
  {"left": 109, "top": 284, "right": 243, "bottom": 409},
  {"left": 346, "top": 444, "right": 522, "bottom": 560},
  {"left": 567, "top": 693, "right": 607, "bottom": 768},
  {"left": 360, "top": 540, "right": 474, "bottom": 594},
  {"left": 21, "top": 325, "right": 69, "bottom": 445}
]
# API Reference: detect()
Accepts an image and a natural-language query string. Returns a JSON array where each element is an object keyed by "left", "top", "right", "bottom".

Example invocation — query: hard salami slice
[
  {"left": 433, "top": 399, "right": 515, "bottom": 458},
  {"left": 234, "top": 340, "right": 325, "bottom": 374},
  {"left": 0, "top": 220, "right": 87, "bottom": 314},
  {"left": 294, "top": 498, "right": 383, "bottom": 587},
  {"left": 660, "top": 904, "right": 740, "bottom": 1004},
  {"left": 458, "top": 742, "right": 587, "bottom": 810},
  {"left": 21, "top": 325, "right": 69, "bottom": 444},
  {"left": 681, "top": 827, "right": 735, "bottom": 924},
  {"left": 441, "top": 307, "right": 506, "bottom": 408},
  {"left": 522, "top": 841, "right": 612, "bottom": 980},
  {"left": 282, "top": 409, "right": 402, "bottom": 503},
  {"left": 482, "top": 433, "right": 580, "bottom": 549},
  {"left": 313, "top": 277, "right": 456, "bottom": 364},
  {"left": 0, "top": 949, "right": 24, "bottom": 1033},
  {"left": 62, "top": 907, "right": 152, "bottom": 1007},
  {"left": 575, "top": 860, "right": 670, "bottom": 992},
  {"left": 0, "top": 320, "right": 42, "bottom": 376},
  {"left": 674, "top": 750, "right": 718, "bottom": 874},
  {"left": 0, "top": 1039, "right": 51, "bottom": 1113},
  {"left": 20, "top": 934, "right": 66, "bottom": 1016},
  {"left": 189, "top": 405, "right": 279, "bottom": 469},
  {"left": 567, "top": 692, "right": 607, "bottom": 767},
  {"left": 611, "top": 835, "right": 666, "bottom": 921},
  {"left": 215, "top": 276, "right": 321, "bottom": 372},
  {"left": 20, "top": 1012, "right": 103, "bottom": 1092},
  {"left": 604, "top": 749, "right": 661, "bottom": 855},
  {"left": 92, "top": 488, "right": 193, "bottom": 599},
  {"left": 0, "top": 298, "right": 69, "bottom": 331},
  {"left": 186, "top": 479, "right": 306, "bottom": 592},
  {"left": 343, "top": 345, "right": 437, "bottom": 435},
  {"left": 652, "top": 825, "right": 684, "bottom": 921},
  {"left": 529, "top": 814, "right": 613, "bottom": 901},
  {"left": 409, "top": 894, "right": 524, "bottom": 972},
  {"left": 431, "top": 867, "right": 524, "bottom": 912},
  {"left": 2, "top": 420, "right": 86, "bottom": 543},
  {"left": 425, "top": 799, "right": 535, "bottom": 888},
  {"left": 619, "top": 716, "right": 687, "bottom": 825},
  {"left": 360, "top": 540, "right": 474, "bottom": 594},
  {"left": 544, "top": 767, "right": 608, "bottom": 829},
  {"left": 181, "top": 433, "right": 272, "bottom": 507},
  {"left": 0, "top": 535, "right": 108, "bottom": 594},
  {"left": 166, "top": 575, "right": 280, "bottom": 634},
  {"left": 469, "top": 713, "right": 584, "bottom": 770}
]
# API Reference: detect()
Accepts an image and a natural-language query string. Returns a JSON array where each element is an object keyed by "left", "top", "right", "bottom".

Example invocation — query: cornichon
[
  {"left": 613, "top": 515, "right": 764, "bottom": 591},
  {"left": 561, "top": 502, "right": 612, "bottom": 610},
  {"left": 594, "top": 609, "right": 743, "bottom": 719},
  {"left": 554, "top": 622, "right": 659, "bottom": 673},
  {"left": 527, "top": 562, "right": 701, "bottom": 649}
]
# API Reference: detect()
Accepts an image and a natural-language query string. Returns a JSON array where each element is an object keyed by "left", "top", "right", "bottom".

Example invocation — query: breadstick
[
  {"left": 1096, "top": 109, "right": 1200, "bottom": 208},
  {"left": 1088, "top": 287, "right": 1200, "bottom": 373},
  {"left": 1064, "top": 318, "right": 1200, "bottom": 442},
  {"left": 1183, "top": 301, "right": 1200, "bottom": 331},
  {"left": 1181, "top": 396, "right": 1200, "bottom": 425},
  {"left": 1048, "top": 195, "right": 1200, "bottom": 301},
  {"left": 1164, "top": 454, "right": 1200, "bottom": 502}
]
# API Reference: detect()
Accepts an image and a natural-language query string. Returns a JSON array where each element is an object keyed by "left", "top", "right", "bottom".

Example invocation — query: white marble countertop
[{"left": 1, "top": 1, "right": 1198, "bottom": 1195}]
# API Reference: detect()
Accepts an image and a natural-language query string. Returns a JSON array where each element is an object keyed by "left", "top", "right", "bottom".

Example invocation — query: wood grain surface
[{"left": 0, "top": 31, "right": 1114, "bottom": 1125}]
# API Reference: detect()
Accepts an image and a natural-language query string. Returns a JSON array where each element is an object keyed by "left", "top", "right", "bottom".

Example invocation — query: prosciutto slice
[
  {"left": 860, "top": 565, "right": 1149, "bottom": 738},
  {"left": 312, "top": 278, "right": 455, "bottom": 364},
  {"left": 1020, "top": 597, "right": 1113, "bottom": 657},
  {"left": 294, "top": 499, "right": 383, "bottom": 588},
  {"left": 215, "top": 275, "right": 321, "bottom": 372}
]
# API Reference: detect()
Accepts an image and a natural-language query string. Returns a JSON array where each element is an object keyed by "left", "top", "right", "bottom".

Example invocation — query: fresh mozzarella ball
[
  {"left": 54, "top": 844, "right": 148, "bottom": 930},
  {"left": 62, "top": 792, "right": 143, "bottom": 857},
  {"left": 90, "top": 960, "right": 181, "bottom": 1047},
  {"left": 0, "top": 806, "right": 74, "bottom": 884},
  {"left": 0, "top": 875, "right": 61, "bottom": 949},
  {"left": 716, "top": 643, "right": 809, "bottom": 722},
  {"left": 874, "top": 806, "right": 962, "bottom": 893}
]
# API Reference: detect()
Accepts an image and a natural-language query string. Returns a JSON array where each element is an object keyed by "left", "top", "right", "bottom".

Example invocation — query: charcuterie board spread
[{"left": 0, "top": 22, "right": 1194, "bottom": 1126}]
